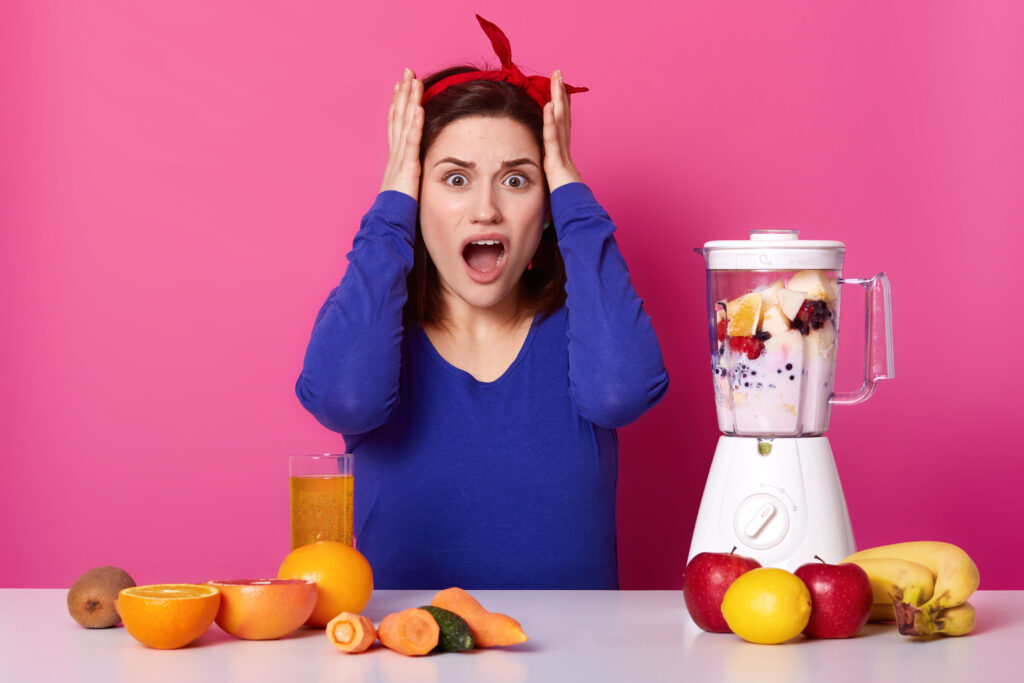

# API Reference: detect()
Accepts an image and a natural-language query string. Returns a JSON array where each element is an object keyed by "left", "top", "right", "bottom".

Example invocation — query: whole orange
[
  {"left": 277, "top": 541, "right": 373, "bottom": 627},
  {"left": 207, "top": 579, "right": 317, "bottom": 640},
  {"left": 117, "top": 584, "right": 220, "bottom": 649}
]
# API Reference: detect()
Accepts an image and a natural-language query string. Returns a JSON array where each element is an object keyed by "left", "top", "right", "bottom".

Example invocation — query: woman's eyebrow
[
  {"left": 432, "top": 157, "right": 540, "bottom": 169},
  {"left": 433, "top": 157, "right": 474, "bottom": 168},
  {"left": 501, "top": 158, "right": 539, "bottom": 169}
]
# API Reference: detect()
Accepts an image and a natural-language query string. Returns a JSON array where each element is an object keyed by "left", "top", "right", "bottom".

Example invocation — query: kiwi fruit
[{"left": 67, "top": 566, "right": 136, "bottom": 628}]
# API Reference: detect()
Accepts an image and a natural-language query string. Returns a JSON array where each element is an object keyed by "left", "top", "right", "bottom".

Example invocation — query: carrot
[
  {"left": 377, "top": 608, "right": 439, "bottom": 656},
  {"left": 430, "top": 587, "right": 528, "bottom": 647},
  {"left": 326, "top": 612, "right": 377, "bottom": 653}
]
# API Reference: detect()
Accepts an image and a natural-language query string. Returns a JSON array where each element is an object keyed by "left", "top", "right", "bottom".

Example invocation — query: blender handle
[{"left": 830, "top": 273, "right": 895, "bottom": 405}]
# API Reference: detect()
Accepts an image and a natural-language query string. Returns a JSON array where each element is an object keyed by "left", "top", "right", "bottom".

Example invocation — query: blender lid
[{"left": 702, "top": 230, "right": 845, "bottom": 270}]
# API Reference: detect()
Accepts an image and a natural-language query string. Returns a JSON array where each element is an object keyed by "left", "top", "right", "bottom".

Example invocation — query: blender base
[{"left": 687, "top": 436, "right": 856, "bottom": 571}]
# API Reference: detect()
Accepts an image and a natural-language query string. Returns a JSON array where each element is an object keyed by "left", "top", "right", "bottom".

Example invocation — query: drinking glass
[{"left": 289, "top": 454, "right": 353, "bottom": 548}]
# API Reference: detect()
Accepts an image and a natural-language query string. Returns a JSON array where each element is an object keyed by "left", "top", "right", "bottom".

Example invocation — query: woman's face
[{"left": 419, "top": 116, "right": 546, "bottom": 313}]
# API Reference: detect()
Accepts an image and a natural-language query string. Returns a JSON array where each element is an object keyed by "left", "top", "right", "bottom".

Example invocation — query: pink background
[{"left": 3, "top": 1, "right": 1022, "bottom": 589}]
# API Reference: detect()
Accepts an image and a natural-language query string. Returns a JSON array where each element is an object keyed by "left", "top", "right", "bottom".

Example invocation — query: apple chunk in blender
[{"left": 713, "top": 270, "right": 838, "bottom": 436}]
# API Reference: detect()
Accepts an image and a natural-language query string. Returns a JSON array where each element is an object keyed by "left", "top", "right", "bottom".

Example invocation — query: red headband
[{"left": 421, "top": 15, "right": 588, "bottom": 109}]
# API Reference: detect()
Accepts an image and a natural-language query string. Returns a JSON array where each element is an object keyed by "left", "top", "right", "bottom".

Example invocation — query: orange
[
  {"left": 117, "top": 584, "right": 220, "bottom": 649},
  {"left": 207, "top": 579, "right": 317, "bottom": 640},
  {"left": 278, "top": 541, "right": 374, "bottom": 627},
  {"left": 726, "top": 292, "right": 762, "bottom": 337}
]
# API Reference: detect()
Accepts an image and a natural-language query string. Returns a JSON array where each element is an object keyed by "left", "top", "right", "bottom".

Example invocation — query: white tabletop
[{"left": 1, "top": 589, "right": 1019, "bottom": 682}]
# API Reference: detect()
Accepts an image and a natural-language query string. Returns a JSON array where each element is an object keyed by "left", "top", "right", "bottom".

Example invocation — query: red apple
[
  {"left": 794, "top": 556, "right": 873, "bottom": 638},
  {"left": 683, "top": 550, "right": 761, "bottom": 632}
]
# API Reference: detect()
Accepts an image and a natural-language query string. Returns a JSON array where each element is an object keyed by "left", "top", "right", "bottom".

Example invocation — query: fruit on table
[
  {"left": 843, "top": 541, "right": 980, "bottom": 637},
  {"left": 326, "top": 612, "right": 377, "bottom": 653},
  {"left": 925, "top": 601, "right": 976, "bottom": 637},
  {"left": 277, "top": 541, "right": 374, "bottom": 627},
  {"left": 682, "top": 551, "right": 761, "bottom": 633},
  {"left": 720, "top": 568, "right": 812, "bottom": 644},
  {"left": 67, "top": 566, "right": 136, "bottom": 628},
  {"left": 207, "top": 579, "right": 316, "bottom": 640},
  {"left": 419, "top": 605, "right": 474, "bottom": 652},
  {"left": 431, "top": 587, "right": 528, "bottom": 647},
  {"left": 793, "top": 558, "right": 873, "bottom": 638},
  {"left": 378, "top": 608, "right": 440, "bottom": 656},
  {"left": 844, "top": 557, "right": 936, "bottom": 622},
  {"left": 116, "top": 584, "right": 220, "bottom": 649}
]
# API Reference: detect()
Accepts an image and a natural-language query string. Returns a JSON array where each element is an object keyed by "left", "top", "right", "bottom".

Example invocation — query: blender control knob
[
  {"left": 743, "top": 502, "right": 777, "bottom": 537},
  {"left": 734, "top": 493, "right": 790, "bottom": 550}
]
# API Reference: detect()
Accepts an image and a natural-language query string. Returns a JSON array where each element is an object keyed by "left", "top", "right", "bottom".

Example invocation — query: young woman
[{"left": 297, "top": 17, "right": 668, "bottom": 589}]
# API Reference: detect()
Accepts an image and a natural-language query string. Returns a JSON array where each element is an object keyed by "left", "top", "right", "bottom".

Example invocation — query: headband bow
[{"left": 422, "top": 15, "right": 588, "bottom": 109}]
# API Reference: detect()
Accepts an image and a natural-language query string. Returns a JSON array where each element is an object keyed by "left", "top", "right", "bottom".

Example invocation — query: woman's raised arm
[
  {"left": 295, "top": 70, "right": 424, "bottom": 435},
  {"left": 544, "top": 70, "right": 670, "bottom": 428}
]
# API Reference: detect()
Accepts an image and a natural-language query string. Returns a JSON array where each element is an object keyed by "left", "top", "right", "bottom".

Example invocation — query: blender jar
[{"left": 698, "top": 230, "right": 893, "bottom": 437}]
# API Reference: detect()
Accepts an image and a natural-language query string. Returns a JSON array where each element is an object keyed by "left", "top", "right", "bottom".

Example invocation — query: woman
[{"left": 297, "top": 16, "right": 668, "bottom": 589}]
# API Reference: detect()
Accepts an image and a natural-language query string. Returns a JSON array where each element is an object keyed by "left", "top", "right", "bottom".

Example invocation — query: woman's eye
[
  {"left": 444, "top": 172, "right": 468, "bottom": 187},
  {"left": 503, "top": 173, "right": 529, "bottom": 188}
]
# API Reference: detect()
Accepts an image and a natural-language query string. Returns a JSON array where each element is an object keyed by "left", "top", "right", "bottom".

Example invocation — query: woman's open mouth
[{"left": 461, "top": 235, "right": 508, "bottom": 284}]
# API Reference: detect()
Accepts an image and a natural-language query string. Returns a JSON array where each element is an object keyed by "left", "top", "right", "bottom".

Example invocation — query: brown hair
[{"left": 403, "top": 66, "right": 567, "bottom": 327}]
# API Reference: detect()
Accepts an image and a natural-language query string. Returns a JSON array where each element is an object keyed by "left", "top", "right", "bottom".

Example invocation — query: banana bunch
[{"left": 843, "top": 541, "right": 979, "bottom": 637}]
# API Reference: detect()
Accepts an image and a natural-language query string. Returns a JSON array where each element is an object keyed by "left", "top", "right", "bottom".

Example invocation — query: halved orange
[
  {"left": 208, "top": 579, "right": 316, "bottom": 640},
  {"left": 117, "top": 584, "right": 220, "bottom": 649}
]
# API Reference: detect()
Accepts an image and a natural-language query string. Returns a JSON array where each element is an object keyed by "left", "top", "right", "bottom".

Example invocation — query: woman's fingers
[
  {"left": 543, "top": 101, "right": 559, "bottom": 156},
  {"left": 543, "top": 69, "right": 582, "bottom": 191},
  {"left": 387, "top": 80, "right": 400, "bottom": 153},
  {"left": 396, "top": 72, "right": 419, "bottom": 159},
  {"left": 553, "top": 70, "right": 571, "bottom": 129},
  {"left": 402, "top": 77, "right": 424, "bottom": 164},
  {"left": 381, "top": 68, "right": 423, "bottom": 199}
]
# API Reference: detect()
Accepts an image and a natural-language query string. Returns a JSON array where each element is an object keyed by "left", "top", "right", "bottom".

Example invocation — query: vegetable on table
[
  {"left": 377, "top": 608, "right": 439, "bottom": 656},
  {"left": 326, "top": 612, "right": 377, "bottom": 653},
  {"left": 430, "top": 587, "right": 528, "bottom": 648},
  {"left": 419, "top": 605, "right": 474, "bottom": 652}
]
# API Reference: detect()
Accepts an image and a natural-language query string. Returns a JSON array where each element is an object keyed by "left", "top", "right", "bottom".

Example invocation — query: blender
[{"left": 688, "top": 230, "right": 894, "bottom": 570}]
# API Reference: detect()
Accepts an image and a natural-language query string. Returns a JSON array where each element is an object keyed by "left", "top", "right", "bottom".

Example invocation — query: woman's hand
[
  {"left": 380, "top": 68, "right": 424, "bottom": 200},
  {"left": 543, "top": 70, "right": 583, "bottom": 192}
]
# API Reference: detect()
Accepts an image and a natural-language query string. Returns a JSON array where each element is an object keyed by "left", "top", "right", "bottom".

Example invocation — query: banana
[
  {"left": 870, "top": 603, "right": 896, "bottom": 622},
  {"left": 895, "top": 601, "right": 976, "bottom": 637},
  {"left": 844, "top": 541, "right": 979, "bottom": 636},
  {"left": 843, "top": 542, "right": 979, "bottom": 612},
  {"left": 847, "top": 557, "right": 936, "bottom": 616}
]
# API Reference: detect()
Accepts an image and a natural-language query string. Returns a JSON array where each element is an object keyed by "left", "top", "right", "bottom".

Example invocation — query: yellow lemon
[{"left": 721, "top": 568, "right": 811, "bottom": 644}]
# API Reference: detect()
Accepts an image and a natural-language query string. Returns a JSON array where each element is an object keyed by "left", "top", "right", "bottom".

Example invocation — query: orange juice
[{"left": 289, "top": 475, "right": 353, "bottom": 548}]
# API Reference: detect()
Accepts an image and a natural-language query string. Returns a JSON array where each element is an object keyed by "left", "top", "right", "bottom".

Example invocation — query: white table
[{"left": 1, "top": 589, "right": 1019, "bottom": 682}]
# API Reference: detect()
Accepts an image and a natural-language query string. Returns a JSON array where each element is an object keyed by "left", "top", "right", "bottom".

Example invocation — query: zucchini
[{"left": 419, "top": 605, "right": 474, "bottom": 652}]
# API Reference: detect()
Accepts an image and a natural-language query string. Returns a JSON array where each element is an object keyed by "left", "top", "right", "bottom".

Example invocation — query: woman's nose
[{"left": 470, "top": 185, "right": 502, "bottom": 224}]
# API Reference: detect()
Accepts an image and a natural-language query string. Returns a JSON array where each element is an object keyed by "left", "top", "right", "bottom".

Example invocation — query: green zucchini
[{"left": 419, "top": 605, "right": 474, "bottom": 652}]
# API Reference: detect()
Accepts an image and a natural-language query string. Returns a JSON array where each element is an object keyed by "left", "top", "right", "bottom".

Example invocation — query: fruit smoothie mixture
[{"left": 712, "top": 270, "right": 838, "bottom": 436}]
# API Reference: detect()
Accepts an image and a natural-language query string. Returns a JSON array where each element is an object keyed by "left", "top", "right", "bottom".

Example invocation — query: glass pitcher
[{"left": 697, "top": 230, "right": 894, "bottom": 437}]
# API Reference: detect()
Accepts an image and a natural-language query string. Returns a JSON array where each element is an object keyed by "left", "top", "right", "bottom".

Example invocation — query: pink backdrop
[{"left": 3, "top": 1, "right": 1022, "bottom": 589}]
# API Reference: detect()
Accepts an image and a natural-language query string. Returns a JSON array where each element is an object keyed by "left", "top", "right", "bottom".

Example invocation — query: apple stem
[
  {"left": 814, "top": 555, "right": 826, "bottom": 564},
  {"left": 731, "top": 546, "right": 737, "bottom": 554}
]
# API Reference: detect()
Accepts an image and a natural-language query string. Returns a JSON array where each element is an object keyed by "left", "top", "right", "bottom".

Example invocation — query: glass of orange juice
[{"left": 289, "top": 454, "right": 353, "bottom": 548}]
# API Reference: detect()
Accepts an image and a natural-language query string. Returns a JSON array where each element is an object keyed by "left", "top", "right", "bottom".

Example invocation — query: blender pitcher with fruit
[{"left": 688, "top": 230, "right": 894, "bottom": 570}]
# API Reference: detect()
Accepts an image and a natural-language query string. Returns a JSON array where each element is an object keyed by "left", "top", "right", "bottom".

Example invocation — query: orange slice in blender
[{"left": 726, "top": 293, "right": 762, "bottom": 337}]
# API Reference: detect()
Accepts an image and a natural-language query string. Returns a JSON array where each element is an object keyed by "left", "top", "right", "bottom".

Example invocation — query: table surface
[{"left": 1, "top": 589, "right": 1019, "bottom": 682}]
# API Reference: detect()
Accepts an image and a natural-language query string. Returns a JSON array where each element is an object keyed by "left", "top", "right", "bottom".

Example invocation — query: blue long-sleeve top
[{"left": 296, "top": 182, "right": 669, "bottom": 589}]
